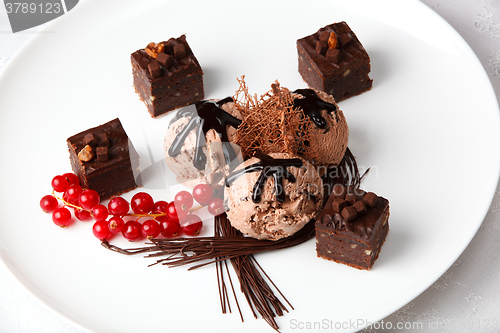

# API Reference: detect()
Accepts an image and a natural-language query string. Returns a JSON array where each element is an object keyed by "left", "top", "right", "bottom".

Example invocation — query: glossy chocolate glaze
[
  {"left": 168, "top": 97, "right": 242, "bottom": 171},
  {"left": 225, "top": 152, "right": 303, "bottom": 203},
  {"left": 293, "top": 89, "right": 338, "bottom": 128}
]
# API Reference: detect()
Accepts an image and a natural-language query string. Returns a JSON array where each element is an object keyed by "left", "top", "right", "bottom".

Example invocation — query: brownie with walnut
[
  {"left": 131, "top": 35, "right": 204, "bottom": 118},
  {"left": 297, "top": 21, "right": 372, "bottom": 102},
  {"left": 67, "top": 118, "right": 141, "bottom": 200},
  {"left": 315, "top": 184, "right": 389, "bottom": 270}
]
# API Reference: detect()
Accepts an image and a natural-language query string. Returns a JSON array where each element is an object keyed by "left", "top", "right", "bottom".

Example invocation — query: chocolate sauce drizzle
[
  {"left": 225, "top": 152, "right": 302, "bottom": 203},
  {"left": 292, "top": 89, "right": 338, "bottom": 128},
  {"left": 168, "top": 97, "right": 242, "bottom": 171}
]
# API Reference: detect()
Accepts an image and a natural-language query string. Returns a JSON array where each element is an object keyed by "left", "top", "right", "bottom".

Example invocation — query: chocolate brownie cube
[
  {"left": 297, "top": 22, "right": 372, "bottom": 102},
  {"left": 315, "top": 185, "right": 389, "bottom": 270},
  {"left": 131, "top": 35, "right": 204, "bottom": 118},
  {"left": 67, "top": 118, "right": 141, "bottom": 199}
]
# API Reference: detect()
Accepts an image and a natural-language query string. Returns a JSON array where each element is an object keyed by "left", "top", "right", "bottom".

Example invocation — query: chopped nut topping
[
  {"left": 145, "top": 47, "right": 157, "bottom": 59},
  {"left": 327, "top": 32, "right": 338, "bottom": 49},
  {"left": 156, "top": 43, "right": 165, "bottom": 53},
  {"left": 145, "top": 42, "right": 166, "bottom": 59},
  {"left": 78, "top": 145, "right": 94, "bottom": 162}
]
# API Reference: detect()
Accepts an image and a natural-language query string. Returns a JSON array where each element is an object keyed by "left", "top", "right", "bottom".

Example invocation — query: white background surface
[{"left": 1, "top": 1, "right": 500, "bottom": 332}]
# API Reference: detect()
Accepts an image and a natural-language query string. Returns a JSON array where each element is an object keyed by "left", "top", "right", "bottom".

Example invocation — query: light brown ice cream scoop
[
  {"left": 164, "top": 98, "right": 243, "bottom": 189},
  {"left": 224, "top": 152, "right": 324, "bottom": 240},
  {"left": 291, "top": 89, "right": 349, "bottom": 167}
]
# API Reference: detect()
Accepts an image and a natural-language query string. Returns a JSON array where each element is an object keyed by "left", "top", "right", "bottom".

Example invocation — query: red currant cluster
[{"left": 40, "top": 173, "right": 225, "bottom": 242}]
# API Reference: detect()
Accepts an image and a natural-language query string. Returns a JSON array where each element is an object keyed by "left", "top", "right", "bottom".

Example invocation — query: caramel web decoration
[{"left": 233, "top": 76, "right": 320, "bottom": 162}]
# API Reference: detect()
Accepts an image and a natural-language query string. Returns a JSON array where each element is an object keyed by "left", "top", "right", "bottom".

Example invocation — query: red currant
[
  {"left": 62, "top": 173, "right": 80, "bottom": 186},
  {"left": 166, "top": 201, "right": 188, "bottom": 223},
  {"left": 122, "top": 220, "right": 143, "bottom": 241},
  {"left": 40, "top": 195, "right": 58, "bottom": 213},
  {"left": 74, "top": 209, "right": 91, "bottom": 221},
  {"left": 152, "top": 200, "right": 169, "bottom": 222},
  {"left": 91, "top": 204, "right": 109, "bottom": 221},
  {"left": 181, "top": 214, "right": 203, "bottom": 236},
  {"left": 92, "top": 220, "right": 111, "bottom": 240},
  {"left": 79, "top": 189, "right": 100, "bottom": 210},
  {"left": 130, "top": 192, "right": 154, "bottom": 214},
  {"left": 192, "top": 184, "right": 214, "bottom": 205},
  {"left": 52, "top": 207, "right": 72, "bottom": 227},
  {"left": 108, "top": 216, "right": 125, "bottom": 234},
  {"left": 63, "top": 184, "right": 83, "bottom": 205},
  {"left": 141, "top": 220, "right": 161, "bottom": 239},
  {"left": 174, "top": 200, "right": 189, "bottom": 222},
  {"left": 51, "top": 175, "right": 69, "bottom": 193},
  {"left": 160, "top": 219, "right": 181, "bottom": 238},
  {"left": 174, "top": 191, "right": 194, "bottom": 210},
  {"left": 108, "top": 197, "right": 130, "bottom": 216},
  {"left": 207, "top": 198, "right": 225, "bottom": 216}
]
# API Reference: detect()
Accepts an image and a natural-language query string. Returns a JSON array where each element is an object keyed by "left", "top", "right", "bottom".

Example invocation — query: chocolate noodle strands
[{"left": 101, "top": 148, "right": 361, "bottom": 331}]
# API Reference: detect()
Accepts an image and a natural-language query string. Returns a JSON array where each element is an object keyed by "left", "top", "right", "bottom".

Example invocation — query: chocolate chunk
[
  {"left": 345, "top": 192, "right": 356, "bottom": 205},
  {"left": 338, "top": 33, "right": 352, "bottom": 46},
  {"left": 96, "top": 146, "right": 109, "bottom": 162},
  {"left": 333, "top": 184, "right": 346, "bottom": 199},
  {"left": 319, "top": 30, "right": 330, "bottom": 42},
  {"left": 332, "top": 198, "right": 347, "bottom": 213},
  {"left": 315, "top": 41, "right": 327, "bottom": 55},
  {"left": 363, "top": 192, "right": 379, "bottom": 208},
  {"left": 96, "top": 132, "right": 110, "bottom": 147},
  {"left": 174, "top": 44, "right": 186, "bottom": 59},
  {"left": 356, "top": 189, "right": 367, "bottom": 201},
  {"left": 166, "top": 38, "right": 178, "bottom": 48},
  {"left": 160, "top": 40, "right": 173, "bottom": 53},
  {"left": 83, "top": 133, "right": 97, "bottom": 147},
  {"left": 353, "top": 201, "right": 367, "bottom": 216},
  {"left": 326, "top": 48, "right": 340, "bottom": 63},
  {"left": 341, "top": 206, "right": 358, "bottom": 222},
  {"left": 148, "top": 60, "right": 161, "bottom": 78},
  {"left": 157, "top": 52, "right": 173, "bottom": 68}
]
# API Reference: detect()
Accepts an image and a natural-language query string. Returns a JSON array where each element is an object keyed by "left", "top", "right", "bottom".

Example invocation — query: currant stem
[
  {"left": 52, "top": 191, "right": 84, "bottom": 211},
  {"left": 51, "top": 191, "right": 205, "bottom": 220}
]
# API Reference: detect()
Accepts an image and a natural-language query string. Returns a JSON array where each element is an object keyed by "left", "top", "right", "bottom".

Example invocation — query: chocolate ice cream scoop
[
  {"left": 291, "top": 88, "right": 349, "bottom": 167},
  {"left": 224, "top": 152, "right": 324, "bottom": 241}
]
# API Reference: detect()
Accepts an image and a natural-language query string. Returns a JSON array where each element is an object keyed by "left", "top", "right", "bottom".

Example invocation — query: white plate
[{"left": 0, "top": 0, "right": 499, "bottom": 332}]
